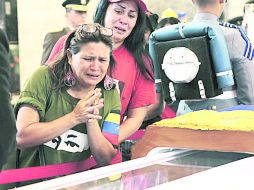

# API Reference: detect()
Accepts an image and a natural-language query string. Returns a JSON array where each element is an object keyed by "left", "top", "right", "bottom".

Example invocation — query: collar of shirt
[{"left": 193, "top": 13, "right": 218, "bottom": 22}]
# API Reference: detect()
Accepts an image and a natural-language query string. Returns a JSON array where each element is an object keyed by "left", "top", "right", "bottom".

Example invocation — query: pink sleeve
[
  {"left": 46, "top": 35, "right": 68, "bottom": 65},
  {"left": 160, "top": 104, "right": 176, "bottom": 119},
  {"left": 129, "top": 56, "right": 156, "bottom": 109}
]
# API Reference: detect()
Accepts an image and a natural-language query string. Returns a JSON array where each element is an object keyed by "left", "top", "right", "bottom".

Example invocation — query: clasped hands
[{"left": 71, "top": 88, "right": 104, "bottom": 124}]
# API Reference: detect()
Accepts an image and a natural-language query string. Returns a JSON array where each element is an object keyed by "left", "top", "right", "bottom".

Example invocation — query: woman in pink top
[
  {"left": 48, "top": 0, "right": 161, "bottom": 145},
  {"left": 94, "top": 0, "right": 162, "bottom": 143}
]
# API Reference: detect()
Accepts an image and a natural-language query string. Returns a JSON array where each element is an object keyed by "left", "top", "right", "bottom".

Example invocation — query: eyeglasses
[{"left": 75, "top": 24, "right": 113, "bottom": 40}]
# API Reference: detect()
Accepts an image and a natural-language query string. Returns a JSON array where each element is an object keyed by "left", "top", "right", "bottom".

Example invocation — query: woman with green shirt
[{"left": 2, "top": 23, "right": 121, "bottom": 188}]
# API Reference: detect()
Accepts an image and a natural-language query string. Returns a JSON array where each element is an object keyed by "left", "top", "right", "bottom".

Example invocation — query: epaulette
[
  {"left": 219, "top": 22, "right": 238, "bottom": 29},
  {"left": 49, "top": 28, "right": 64, "bottom": 33},
  {"left": 220, "top": 22, "right": 253, "bottom": 60}
]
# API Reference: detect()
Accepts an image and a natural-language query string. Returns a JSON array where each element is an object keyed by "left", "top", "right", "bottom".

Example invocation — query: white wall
[{"left": 17, "top": 0, "right": 65, "bottom": 87}]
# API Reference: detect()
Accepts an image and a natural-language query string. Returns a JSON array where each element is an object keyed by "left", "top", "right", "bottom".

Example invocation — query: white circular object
[{"left": 162, "top": 47, "right": 201, "bottom": 83}]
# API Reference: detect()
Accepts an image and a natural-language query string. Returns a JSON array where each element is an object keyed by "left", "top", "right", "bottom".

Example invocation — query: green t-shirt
[{"left": 13, "top": 66, "right": 121, "bottom": 168}]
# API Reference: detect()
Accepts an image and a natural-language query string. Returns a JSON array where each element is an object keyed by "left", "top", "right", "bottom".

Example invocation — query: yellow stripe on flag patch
[{"left": 105, "top": 113, "right": 120, "bottom": 123}]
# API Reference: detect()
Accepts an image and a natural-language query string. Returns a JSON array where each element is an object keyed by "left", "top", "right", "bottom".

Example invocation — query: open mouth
[
  {"left": 87, "top": 73, "right": 100, "bottom": 79},
  {"left": 114, "top": 26, "right": 126, "bottom": 33}
]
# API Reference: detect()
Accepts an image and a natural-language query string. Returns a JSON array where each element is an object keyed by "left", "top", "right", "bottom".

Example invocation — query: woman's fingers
[
  {"left": 86, "top": 102, "right": 103, "bottom": 114},
  {"left": 87, "top": 114, "right": 102, "bottom": 120},
  {"left": 83, "top": 91, "right": 102, "bottom": 106},
  {"left": 86, "top": 114, "right": 102, "bottom": 124},
  {"left": 93, "top": 99, "right": 104, "bottom": 115},
  {"left": 84, "top": 88, "right": 101, "bottom": 101},
  {"left": 72, "top": 88, "right": 104, "bottom": 124}
]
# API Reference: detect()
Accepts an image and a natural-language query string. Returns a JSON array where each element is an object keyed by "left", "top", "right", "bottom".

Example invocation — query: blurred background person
[
  {"left": 144, "top": 10, "right": 159, "bottom": 52},
  {"left": 41, "top": 0, "right": 90, "bottom": 65},
  {"left": 2, "top": 23, "right": 121, "bottom": 188},
  {"left": 153, "top": 16, "right": 181, "bottom": 121},
  {"left": 0, "top": 29, "right": 16, "bottom": 171},
  {"left": 140, "top": 10, "right": 161, "bottom": 129},
  {"left": 141, "top": 11, "right": 176, "bottom": 130},
  {"left": 161, "top": 7, "right": 178, "bottom": 19},
  {"left": 157, "top": 17, "right": 181, "bottom": 29}
]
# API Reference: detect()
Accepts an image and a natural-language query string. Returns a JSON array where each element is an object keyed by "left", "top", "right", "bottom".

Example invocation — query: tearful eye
[
  {"left": 114, "top": 8, "right": 123, "bottom": 14},
  {"left": 129, "top": 14, "right": 137, "bottom": 19},
  {"left": 99, "top": 59, "right": 108, "bottom": 63},
  {"left": 83, "top": 57, "right": 94, "bottom": 62}
]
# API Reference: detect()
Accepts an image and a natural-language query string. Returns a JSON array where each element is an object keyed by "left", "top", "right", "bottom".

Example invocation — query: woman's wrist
[
  {"left": 86, "top": 119, "right": 99, "bottom": 126},
  {"left": 67, "top": 111, "right": 80, "bottom": 126}
]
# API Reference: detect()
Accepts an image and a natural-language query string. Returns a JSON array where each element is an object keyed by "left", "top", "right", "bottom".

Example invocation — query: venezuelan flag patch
[{"left": 102, "top": 111, "right": 120, "bottom": 145}]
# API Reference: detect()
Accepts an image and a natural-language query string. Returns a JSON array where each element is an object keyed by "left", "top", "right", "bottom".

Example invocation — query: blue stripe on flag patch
[{"left": 102, "top": 121, "right": 119, "bottom": 135}]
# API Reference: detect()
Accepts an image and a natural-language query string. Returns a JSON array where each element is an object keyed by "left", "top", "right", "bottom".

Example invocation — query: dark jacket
[
  {"left": 0, "top": 29, "right": 16, "bottom": 170},
  {"left": 41, "top": 27, "right": 70, "bottom": 65}
]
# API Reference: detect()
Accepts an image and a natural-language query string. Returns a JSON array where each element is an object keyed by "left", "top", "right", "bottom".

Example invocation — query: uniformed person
[
  {"left": 177, "top": 0, "right": 254, "bottom": 114},
  {"left": 41, "top": 0, "right": 90, "bottom": 65}
]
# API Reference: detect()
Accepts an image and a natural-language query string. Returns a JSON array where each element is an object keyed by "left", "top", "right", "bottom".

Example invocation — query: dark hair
[
  {"left": 145, "top": 12, "right": 159, "bottom": 32},
  {"left": 193, "top": 0, "right": 215, "bottom": 7},
  {"left": 94, "top": 0, "right": 154, "bottom": 81},
  {"left": 227, "top": 16, "right": 243, "bottom": 26},
  {"left": 157, "top": 17, "right": 181, "bottom": 29},
  {"left": 49, "top": 24, "right": 115, "bottom": 90}
]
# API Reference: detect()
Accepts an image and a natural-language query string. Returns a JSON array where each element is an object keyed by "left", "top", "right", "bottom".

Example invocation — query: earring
[
  {"left": 64, "top": 71, "right": 76, "bottom": 87},
  {"left": 104, "top": 75, "right": 114, "bottom": 90}
]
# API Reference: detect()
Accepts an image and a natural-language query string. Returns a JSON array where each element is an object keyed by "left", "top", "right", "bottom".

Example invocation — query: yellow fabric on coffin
[{"left": 153, "top": 110, "right": 254, "bottom": 131}]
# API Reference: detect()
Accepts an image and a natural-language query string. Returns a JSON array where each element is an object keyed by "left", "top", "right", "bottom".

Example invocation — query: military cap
[{"left": 62, "top": 0, "right": 90, "bottom": 12}]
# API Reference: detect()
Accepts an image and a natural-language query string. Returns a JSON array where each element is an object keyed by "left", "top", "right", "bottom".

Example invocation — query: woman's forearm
[
  {"left": 119, "top": 107, "right": 147, "bottom": 143},
  {"left": 144, "top": 93, "right": 163, "bottom": 120},
  {"left": 16, "top": 106, "right": 79, "bottom": 149},
  {"left": 118, "top": 118, "right": 143, "bottom": 143},
  {"left": 17, "top": 93, "right": 103, "bottom": 149},
  {"left": 86, "top": 120, "right": 116, "bottom": 166}
]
